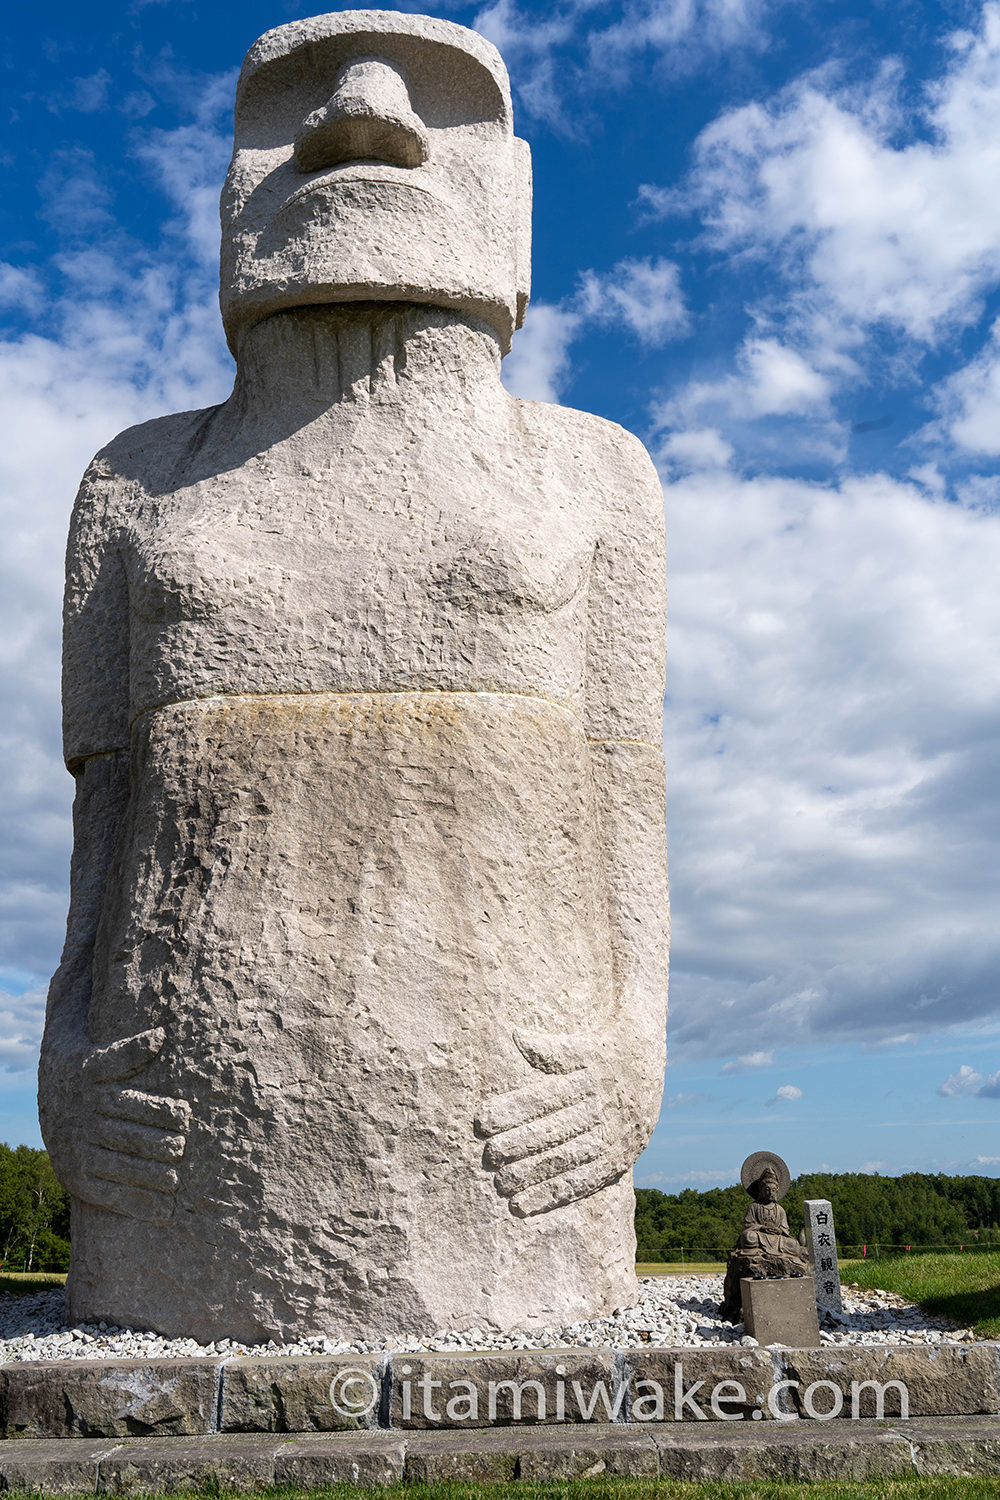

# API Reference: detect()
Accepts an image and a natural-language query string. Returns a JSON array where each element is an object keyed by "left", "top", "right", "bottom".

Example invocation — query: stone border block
[
  {"left": 0, "top": 1359, "right": 218, "bottom": 1439},
  {"left": 626, "top": 1345, "right": 778, "bottom": 1421},
  {"left": 515, "top": 1427, "right": 659, "bottom": 1479},
  {"left": 653, "top": 1422, "right": 920, "bottom": 1482},
  {"left": 781, "top": 1344, "right": 1000, "bottom": 1419},
  {"left": 402, "top": 1426, "right": 520, "bottom": 1482},
  {"left": 1, "top": 1417, "right": 1000, "bottom": 1490},
  {"left": 273, "top": 1431, "right": 406, "bottom": 1486},
  {"left": 0, "top": 1438, "right": 122, "bottom": 1495},
  {"left": 95, "top": 1435, "right": 281, "bottom": 1495},
  {"left": 388, "top": 1349, "right": 619, "bottom": 1428},
  {"left": 220, "top": 1354, "right": 384, "bottom": 1432}
]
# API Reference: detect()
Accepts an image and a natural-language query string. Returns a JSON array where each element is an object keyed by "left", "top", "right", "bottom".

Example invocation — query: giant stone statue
[{"left": 39, "top": 9, "right": 669, "bottom": 1342}]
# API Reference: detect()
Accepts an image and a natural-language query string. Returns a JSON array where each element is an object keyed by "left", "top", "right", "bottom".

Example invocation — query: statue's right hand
[{"left": 42, "top": 1027, "right": 190, "bottom": 1222}]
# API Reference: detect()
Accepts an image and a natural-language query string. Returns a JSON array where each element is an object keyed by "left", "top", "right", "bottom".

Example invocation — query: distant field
[
  {"left": 0, "top": 1270, "right": 65, "bottom": 1295},
  {"left": 636, "top": 1261, "right": 725, "bottom": 1276},
  {"left": 840, "top": 1251, "right": 1000, "bottom": 1339}
]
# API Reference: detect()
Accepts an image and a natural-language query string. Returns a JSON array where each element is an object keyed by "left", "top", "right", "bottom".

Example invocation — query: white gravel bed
[{"left": 0, "top": 1274, "right": 976, "bottom": 1364}]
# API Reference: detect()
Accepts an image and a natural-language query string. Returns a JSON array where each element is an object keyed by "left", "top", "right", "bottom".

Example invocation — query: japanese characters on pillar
[{"left": 804, "top": 1198, "right": 843, "bottom": 1313}]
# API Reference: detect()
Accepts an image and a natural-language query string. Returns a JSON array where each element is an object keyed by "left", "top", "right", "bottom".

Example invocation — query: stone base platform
[
  {"left": 2, "top": 1418, "right": 1000, "bottom": 1491},
  {"left": 3, "top": 1344, "right": 998, "bottom": 1438},
  {"left": 1, "top": 1344, "right": 999, "bottom": 1489}
]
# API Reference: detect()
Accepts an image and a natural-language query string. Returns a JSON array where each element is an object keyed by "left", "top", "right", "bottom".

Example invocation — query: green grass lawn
[
  {"left": 840, "top": 1251, "right": 1000, "bottom": 1339},
  {"left": 39, "top": 1480, "right": 1000, "bottom": 1500}
]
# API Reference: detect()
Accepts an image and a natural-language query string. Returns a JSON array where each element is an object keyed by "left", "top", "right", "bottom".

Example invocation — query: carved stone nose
[{"left": 294, "top": 57, "right": 430, "bottom": 173}]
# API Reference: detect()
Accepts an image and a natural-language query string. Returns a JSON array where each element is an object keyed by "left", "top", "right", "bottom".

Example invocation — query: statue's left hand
[
  {"left": 78, "top": 1029, "right": 191, "bottom": 1220},
  {"left": 41, "top": 1026, "right": 191, "bottom": 1223},
  {"left": 474, "top": 1029, "right": 627, "bottom": 1217}
]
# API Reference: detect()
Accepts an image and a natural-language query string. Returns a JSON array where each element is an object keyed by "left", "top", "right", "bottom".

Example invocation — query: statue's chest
[{"left": 126, "top": 463, "right": 593, "bottom": 632}]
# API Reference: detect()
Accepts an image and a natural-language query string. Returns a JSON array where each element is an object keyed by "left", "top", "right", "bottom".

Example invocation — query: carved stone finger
[
  {"left": 98, "top": 1087, "right": 192, "bottom": 1132},
  {"left": 474, "top": 1072, "right": 595, "bottom": 1138},
  {"left": 87, "top": 1147, "right": 178, "bottom": 1195},
  {"left": 482, "top": 1098, "right": 601, "bottom": 1168},
  {"left": 79, "top": 1174, "right": 175, "bottom": 1224},
  {"left": 510, "top": 1157, "right": 623, "bottom": 1219},
  {"left": 83, "top": 1028, "right": 167, "bottom": 1085},
  {"left": 495, "top": 1129, "right": 603, "bottom": 1198},
  {"left": 513, "top": 1028, "right": 590, "bottom": 1075},
  {"left": 90, "top": 1116, "right": 187, "bottom": 1163}
]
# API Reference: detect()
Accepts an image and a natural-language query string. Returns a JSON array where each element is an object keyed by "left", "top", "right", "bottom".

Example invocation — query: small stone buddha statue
[{"left": 719, "top": 1151, "right": 809, "bottom": 1323}]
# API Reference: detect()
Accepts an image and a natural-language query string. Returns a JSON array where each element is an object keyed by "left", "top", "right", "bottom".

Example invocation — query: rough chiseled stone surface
[
  {"left": 220, "top": 1355, "right": 384, "bottom": 1432},
  {"left": 741, "top": 1277, "right": 821, "bottom": 1350},
  {"left": 39, "top": 9, "right": 669, "bottom": 1343},
  {"left": 388, "top": 1350, "right": 618, "bottom": 1428},
  {"left": 782, "top": 1344, "right": 1000, "bottom": 1418},
  {"left": 2, "top": 1421, "right": 1000, "bottom": 1492},
  {"left": 0, "top": 1358, "right": 217, "bottom": 1438}
]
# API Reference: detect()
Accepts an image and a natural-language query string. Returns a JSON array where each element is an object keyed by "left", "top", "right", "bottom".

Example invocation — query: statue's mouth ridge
[{"left": 282, "top": 166, "right": 451, "bottom": 213}]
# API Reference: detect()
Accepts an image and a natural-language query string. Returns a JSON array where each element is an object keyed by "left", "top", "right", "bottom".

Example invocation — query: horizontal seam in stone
[
  {"left": 69, "top": 745, "right": 128, "bottom": 767},
  {"left": 586, "top": 736, "right": 660, "bottom": 751},
  {"left": 125, "top": 686, "right": 585, "bottom": 732}
]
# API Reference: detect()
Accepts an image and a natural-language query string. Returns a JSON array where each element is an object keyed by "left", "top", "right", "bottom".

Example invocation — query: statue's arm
[
  {"left": 582, "top": 431, "right": 669, "bottom": 1151},
  {"left": 476, "top": 424, "right": 668, "bottom": 1217},
  {"left": 40, "top": 462, "right": 132, "bottom": 1173},
  {"left": 39, "top": 460, "right": 188, "bottom": 1218}
]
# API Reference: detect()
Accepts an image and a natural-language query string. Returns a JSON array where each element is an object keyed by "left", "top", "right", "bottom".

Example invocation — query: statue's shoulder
[
  {"left": 78, "top": 404, "right": 224, "bottom": 507},
  {"left": 507, "top": 395, "right": 662, "bottom": 508}
]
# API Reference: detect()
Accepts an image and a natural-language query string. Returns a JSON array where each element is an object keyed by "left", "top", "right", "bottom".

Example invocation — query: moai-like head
[{"left": 220, "top": 10, "right": 532, "bottom": 355}]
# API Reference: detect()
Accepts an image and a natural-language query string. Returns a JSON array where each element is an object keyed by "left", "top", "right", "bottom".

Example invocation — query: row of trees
[
  {"left": 0, "top": 1144, "right": 71, "bottom": 1272},
  {"left": 635, "top": 1172, "right": 1000, "bottom": 1261}
]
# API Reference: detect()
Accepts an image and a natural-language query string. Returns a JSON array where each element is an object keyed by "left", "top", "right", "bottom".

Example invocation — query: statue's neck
[{"left": 225, "top": 303, "right": 505, "bottom": 433}]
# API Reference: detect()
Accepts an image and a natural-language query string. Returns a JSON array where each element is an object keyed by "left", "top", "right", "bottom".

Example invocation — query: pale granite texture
[{"left": 39, "top": 10, "right": 669, "bottom": 1343}]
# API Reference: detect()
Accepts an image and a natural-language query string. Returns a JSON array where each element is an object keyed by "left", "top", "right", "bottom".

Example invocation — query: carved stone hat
[{"left": 740, "top": 1150, "right": 791, "bottom": 1198}]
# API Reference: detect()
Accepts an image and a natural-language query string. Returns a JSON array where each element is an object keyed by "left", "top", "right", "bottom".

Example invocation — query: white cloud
[
  {"left": 0, "top": 78, "right": 235, "bottom": 1068},
  {"left": 504, "top": 258, "right": 690, "bottom": 399},
  {"left": 657, "top": 426, "right": 734, "bottom": 473},
  {"left": 578, "top": 257, "right": 690, "bottom": 346},
  {"left": 638, "top": 0, "right": 1000, "bottom": 459},
  {"left": 597, "top": 0, "right": 771, "bottom": 61},
  {"left": 475, "top": 0, "right": 780, "bottom": 121},
  {"left": 664, "top": 464, "right": 1000, "bottom": 1058},
  {"left": 66, "top": 69, "right": 112, "bottom": 114},
  {"left": 924, "top": 317, "right": 1000, "bottom": 455},
  {"left": 655, "top": 5, "right": 1000, "bottom": 346},
  {"left": 654, "top": 335, "right": 838, "bottom": 471},
  {"left": 132, "top": 72, "right": 237, "bottom": 270},
  {"left": 0, "top": 985, "right": 47, "bottom": 1076},
  {"left": 738, "top": 339, "right": 833, "bottom": 417},
  {"left": 501, "top": 303, "right": 582, "bottom": 402},
  {"left": 0, "top": 264, "right": 45, "bottom": 313},
  {"left": 720, "top": 1050, "right": 774, "bottom": 1073},
  {"left": 638, "top": 1167, "right": 739, "bottom": 1186},
  {"left": 938, "top": 1064, "right": 1000, "bottom": 1097},
  {"left": 939, "top": 1065, "right": 984, "bottom": 1095},
  {"left": 766, "top": 1083, "right": 803, "bottom": 1105}
]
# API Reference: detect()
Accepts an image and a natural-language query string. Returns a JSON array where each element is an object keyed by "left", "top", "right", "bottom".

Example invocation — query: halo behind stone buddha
[{"left": 740, "top": 1150, "right": 791, "bottom": 1198}]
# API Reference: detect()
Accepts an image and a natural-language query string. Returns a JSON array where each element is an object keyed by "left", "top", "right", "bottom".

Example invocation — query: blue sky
[{"left": 2, "top": 0, "right": 999, "bottom": 1191}]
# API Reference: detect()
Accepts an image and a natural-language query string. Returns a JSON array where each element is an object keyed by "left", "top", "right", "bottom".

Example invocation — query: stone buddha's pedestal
[{"left": 742, "top": 1277, "right": 821, "bottom": 1347}]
